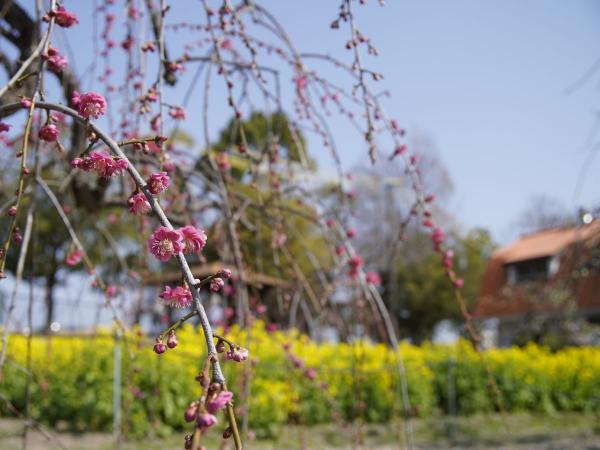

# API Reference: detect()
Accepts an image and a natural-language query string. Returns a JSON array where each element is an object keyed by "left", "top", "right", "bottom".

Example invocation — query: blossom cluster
[
  {"left": 47, "top": 7, "right": 79, "bottom": 28},
  {"left": 71, "top": 151, "right": 128, "bottom": 177},
  {"left": 72, "top": 91, "right": 107, "bottom": 119},
  {"left": 39, "top": 124, "right": 60, "bottom": 142},
  {"left": 183, "top": 389, "right": 235, "bottom": 447},
  {"left": 147, "top": 225, "right": 207, "bottom": 261},
  {"left": 42, "top": 47, "right": 68, "bottom": 73},
  {"left": 153, "top": 330, "right": 178, "bottom": 354},
  {"left": 160, "top": 285, "right": 192, "bottom": 308}
]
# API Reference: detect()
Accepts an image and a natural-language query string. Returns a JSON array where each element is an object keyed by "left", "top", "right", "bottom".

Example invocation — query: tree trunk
[{"left": 43, "top": 268, "right": 57, "bottom": 334}]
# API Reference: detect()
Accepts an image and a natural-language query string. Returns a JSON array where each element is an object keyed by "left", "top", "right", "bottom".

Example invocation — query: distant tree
[
  {"left": 514, "top": 194, "right": 575, "bottom": 234},
  {"left": 384, "top": 228, "right": 494, "bottom": 343}
]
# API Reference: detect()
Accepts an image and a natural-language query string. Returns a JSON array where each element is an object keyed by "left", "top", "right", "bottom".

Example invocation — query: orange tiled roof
[{"left": 493, "top": 220, "right": 600, "bottom": 264}]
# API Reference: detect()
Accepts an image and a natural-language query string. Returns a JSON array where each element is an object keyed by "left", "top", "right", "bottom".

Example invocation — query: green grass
[
  {"left": 1, "top": 412, "right": 599, "bottom": 449},
  {"left": 97, "top": 412, "right": 600, "bottom": 449}
]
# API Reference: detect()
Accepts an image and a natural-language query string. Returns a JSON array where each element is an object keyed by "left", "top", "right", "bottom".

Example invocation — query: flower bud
[
  {"left": 210, "top": 277, "right": 225, "bottom": 292},
  {"left": 184, "top": 403, "right": 198, "bottom": 422},
  {"left": 153, "top": 340, "right": 167, "bottom": 354},
  {"left": 217, "top": 268, "right": 232, "bottom": 279},
  {"left": 196, "top": 412, "right": 217, "bottom": 429},
  {"left": 12, "top": 231, "right": 23, "bottom": 244},
  {"left": 167, "top": 331, "right": 178, "bottom": 349},
  {"left": 453, "top": 278, "right": 464, "bottom": 290}
]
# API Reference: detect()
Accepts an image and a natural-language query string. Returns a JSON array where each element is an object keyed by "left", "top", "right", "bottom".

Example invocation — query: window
[{"left": 505, "top": 256, "right": 551, "bottom": 284}]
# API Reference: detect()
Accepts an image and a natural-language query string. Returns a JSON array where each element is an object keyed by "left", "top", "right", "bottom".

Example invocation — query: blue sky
[
  {"left": 31, "top": 1, "right": 600, "bottom": 243},
  {"left": 261, "top": 0, "right": 600, "bottom": 243}
]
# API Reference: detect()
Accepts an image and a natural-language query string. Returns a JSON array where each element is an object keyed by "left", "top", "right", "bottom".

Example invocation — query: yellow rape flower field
[{"left": 1, "top": 321, "right": 599, "bottom": 449}]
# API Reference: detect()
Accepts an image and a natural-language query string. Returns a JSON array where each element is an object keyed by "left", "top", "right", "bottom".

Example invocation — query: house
[{"left": 474, "top": 220, "right": 600, "bottom": 347}]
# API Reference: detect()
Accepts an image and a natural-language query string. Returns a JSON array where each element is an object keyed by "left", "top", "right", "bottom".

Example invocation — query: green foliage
[
  {"left": 213, "top": 111, "right": 310, "bottom": 166},
  {"left": 388, "top": 228, "right": 495, "bottom": 342}
]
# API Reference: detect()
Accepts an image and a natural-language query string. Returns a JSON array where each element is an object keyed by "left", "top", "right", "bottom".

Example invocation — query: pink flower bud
[
  {"left": 365, "top": 272, "right": 381, "bottom": 285},
  {"left": 206, "top": 391, "right": 233, "bottom": 414},
  {"left": 7, "top": 206, "right": 17, "bottom": 217},
  {"left": 217, "top": 268, "right": 232, "bottom": 279},
  {"left": 39, "top": 124, "right": 60, "bottom": 142},
  {"left": 210, "top": 277, "right": 225, "bottom": 292},
  {"left": 65, "top": 249, "right": 83, "bottom": 266},
  {"left": 453, "top": 278, "right": 464, "bottom": 290},
  {"left": 12, "top": 231, "right": 23, "bottom": 244},
  {"left": 196, "top": 413, "right": 218, "bottom": 429},
  {"left": 153, "top": 341, "right": 167, "bottom": 354},
  {"left": 431, "top": 227, "right": 444, "bottom": 246},
  {"left": 226, "top": 346, "right": 249, "bottom": 362},
  {"left": 167, "top": 332, "right": 178, "bottom": 349},
  {"left": 184, "top": 403, "right": 198, "bottom": 422},
  {"left": 303, "top": 368, "right": 317, "bottom": 380},
  {"left": 128, "top": 192, "right": 151, "bottom": 215},
  {"left": 51, "top": 7, "right": 79, "bottom": 28}
]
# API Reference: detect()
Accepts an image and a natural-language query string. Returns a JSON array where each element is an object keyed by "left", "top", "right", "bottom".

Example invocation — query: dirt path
[{"left": 1, "top": 417, "right": 599, "bottom": 450}]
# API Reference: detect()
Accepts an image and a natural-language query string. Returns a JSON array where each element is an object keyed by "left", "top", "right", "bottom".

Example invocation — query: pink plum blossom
[
  {"left": 38, "top": 124, "right": 60, "bottom": 142},
  {"left": 168, "top": 106, "right": 186, "bottom": 120},
  {"left": 196, "top": 413, "right": 217, "bottom": 429},
  {"left": 77, "top": 92, "right": 107, "bottom": 119},
  {"left": 179, "top": 225, "right": 207, "bottom": 254},
  {"left": 128, "top": 192, "right": 151, "bottom": 215},
  {"left": 148, "top": 226, "right": 184, "bottom": 261},
  {"left": 365, "top": 272, "right": 381, "bottom": 285},
  {"left": 206, "top": 391, "right": 233, "bottom": 414},
  {"left": 159, "top": 285, "right": 192, "bottom": 308},
  {"left": 51, "top": 7, "right": 79, "bottom": 28},
  {"left": 431, "top": 227, "right": 445, "bottom": 246},
  {"left": 226, "top": 346, "right": 249, "bottom": 362},
  {"left": 147, "top": 172, "right": 170, "bottom": 194},
  {"left": 43, "top": 47, "right": 68, "bottom": 73},
  {"left": 65, "top": 250, "right": 83, "bottom": 266}
]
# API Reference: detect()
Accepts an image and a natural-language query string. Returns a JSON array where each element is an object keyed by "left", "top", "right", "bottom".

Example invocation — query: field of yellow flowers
[{"left": 1, "top": 321, "right": 599, "bottom": 437}]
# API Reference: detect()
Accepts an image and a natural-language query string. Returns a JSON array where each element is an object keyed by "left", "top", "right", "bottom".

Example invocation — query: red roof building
[{"left": 474, "top": 220, "right": 600, "bottom": 346}]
